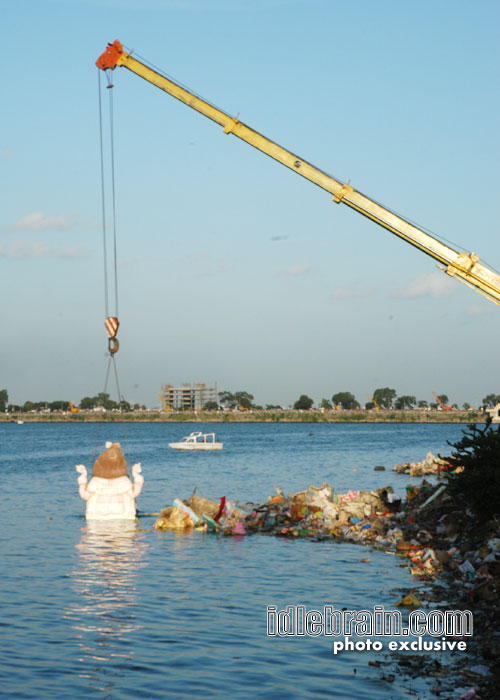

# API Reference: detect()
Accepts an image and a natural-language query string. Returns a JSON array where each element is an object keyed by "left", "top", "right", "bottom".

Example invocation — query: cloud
[
  {"left": 390, "top": 271, "right": 456, "bottom": 299},
  {"left": 270, "top": 235, "right": 289, "bottom": 242},
  {"left": 280, "top": 264, "right": 313, "bottom": 276},
  {"left": 0, "top": 241, "right": 90, "bottom": 260},
  {"left": 330, "top": 282, "right": 374, "bottom": 299},
  {"left": 10, "top": 211, "right": 77, "bottom": 233}
]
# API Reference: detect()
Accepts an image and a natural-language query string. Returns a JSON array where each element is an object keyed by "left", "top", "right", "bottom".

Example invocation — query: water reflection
[{"left": 67, "top": 521, "right": 148, "bottom": 692}]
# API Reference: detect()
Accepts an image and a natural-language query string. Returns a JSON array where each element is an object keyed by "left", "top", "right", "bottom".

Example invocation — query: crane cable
[
  {"left": 95, "top": 68, "right": 129, "bottom": 462},
  {"left": 98, "top": 69, "right": 120, "bottom": 338}
]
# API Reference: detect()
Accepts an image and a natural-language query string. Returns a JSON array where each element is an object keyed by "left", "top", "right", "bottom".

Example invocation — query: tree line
[
  {"left": 213, "top": 388, "right": 494, "bottom": 412},
  {"left": 294, "top": 389, "right": 470, "bottom": 411},
  {"left": 2, "top": 387, "right": 500, "bottom": 414},
  {"left": 1, "top": 390, "right": 145, "bottom": 413}
]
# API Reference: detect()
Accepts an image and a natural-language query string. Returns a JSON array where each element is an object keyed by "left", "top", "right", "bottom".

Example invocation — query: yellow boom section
[{"left": 97, "top": 40, "right": 500, "bottom": 307}]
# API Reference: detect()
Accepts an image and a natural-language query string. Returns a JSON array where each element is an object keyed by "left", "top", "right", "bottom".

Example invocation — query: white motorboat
[{"left": 168, "top": 431, "right": 223, "bottom": 451}]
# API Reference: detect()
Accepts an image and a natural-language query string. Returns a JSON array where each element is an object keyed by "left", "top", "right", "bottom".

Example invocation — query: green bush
[{"left": 446, "top": 418, "right": 500, "bottom": 522}]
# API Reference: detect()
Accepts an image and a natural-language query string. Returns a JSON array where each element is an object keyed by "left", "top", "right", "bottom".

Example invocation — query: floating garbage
[
  {"left": 155, "top": 491, "right": 243, "bottom": 534},
  {"left": 395, "top": 591, "right": 421, "bottom": 607},
  {"left": 393, "top": 452, "right": 451, "bottom": 476},
  {"left": 154, "top": 481, "right": 402, "bottom": 544},
  {"left": 154, "top": 506, "right": 194, "bottom": 530}
]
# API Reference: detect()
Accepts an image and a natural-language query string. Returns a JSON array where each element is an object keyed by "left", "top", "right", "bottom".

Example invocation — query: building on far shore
[
  {"left": 159, "top": 383, "right": 217, "bottom": 411},
  {"left": 485, "top": 403, "right": 500, "bottom": 424}
]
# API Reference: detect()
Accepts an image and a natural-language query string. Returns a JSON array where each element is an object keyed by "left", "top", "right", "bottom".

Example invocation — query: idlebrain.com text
[{"left": 267, "top": 605, "right": 472, "bottom": 655}]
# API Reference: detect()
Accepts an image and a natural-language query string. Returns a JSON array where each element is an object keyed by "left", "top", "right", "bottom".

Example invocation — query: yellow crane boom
[{"left": 96, "top": 40, "right": 500, "bottom": 306}]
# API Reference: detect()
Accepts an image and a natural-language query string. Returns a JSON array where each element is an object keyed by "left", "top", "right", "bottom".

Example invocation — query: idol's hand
[{"left": 75, "top": 464, "right": 87, "bottom": 484}]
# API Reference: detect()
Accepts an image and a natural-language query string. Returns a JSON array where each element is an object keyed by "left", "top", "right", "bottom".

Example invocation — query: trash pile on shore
[
  {"left": 398, "top": 482, "right": 500, "bottom": 598},
  {"left": 393, "top": 451, "right": 451, "bottom": 476},
  {"left": 388, "top": 480, "right": 500, "bottom": 699},
  {"left": 153, "top": 476, "right": 500, "bottom": 616},
  {"left": 154, "top": 473, "right": 500, "bottom": 697}
]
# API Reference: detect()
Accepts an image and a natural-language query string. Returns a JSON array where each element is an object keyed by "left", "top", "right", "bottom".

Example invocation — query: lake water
[{"left": 0, "top": 421, "right": 468, "bottom": 699}]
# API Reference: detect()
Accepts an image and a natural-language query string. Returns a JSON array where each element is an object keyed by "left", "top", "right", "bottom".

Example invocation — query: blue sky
[{"left": 3, "top": 0, "right": 499, "bottom": 408}]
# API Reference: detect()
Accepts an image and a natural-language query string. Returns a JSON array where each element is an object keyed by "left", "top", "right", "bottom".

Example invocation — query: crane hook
[
  {"left": 105, "top": 317, "right": 120, "bottom": 356},
  {"left": 108, "top": 336, "right": 119, "bottom": 356}
]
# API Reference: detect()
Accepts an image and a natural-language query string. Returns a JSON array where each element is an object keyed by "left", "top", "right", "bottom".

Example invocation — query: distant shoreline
[{"left": 1, "top": 409, "right": 486, "bottom": 424}]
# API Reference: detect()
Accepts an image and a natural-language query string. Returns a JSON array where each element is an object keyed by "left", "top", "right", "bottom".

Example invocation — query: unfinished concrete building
[{"left": 160, "top": 383, "right": 217, "bottom": 411}]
